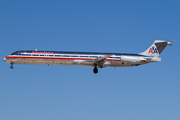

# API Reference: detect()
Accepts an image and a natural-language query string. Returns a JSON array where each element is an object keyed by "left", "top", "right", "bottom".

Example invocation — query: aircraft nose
[{"left": 3, "top": 57, "right": 6, "bottom": 62}]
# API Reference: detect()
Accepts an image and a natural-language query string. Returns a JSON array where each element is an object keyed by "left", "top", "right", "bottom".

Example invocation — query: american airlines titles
[{"left": 32, "top": 51, "right": 54, "bottom": 54}]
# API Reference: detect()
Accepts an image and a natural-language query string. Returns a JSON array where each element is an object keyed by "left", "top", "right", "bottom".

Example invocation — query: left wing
[{"left": 74, "top": 54, "right": 113, "bottom": 68}]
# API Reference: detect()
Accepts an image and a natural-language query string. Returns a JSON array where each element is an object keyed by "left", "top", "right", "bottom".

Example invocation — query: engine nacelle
[{"left": 121, "top": 56, "right": 142, "bottom": 63}]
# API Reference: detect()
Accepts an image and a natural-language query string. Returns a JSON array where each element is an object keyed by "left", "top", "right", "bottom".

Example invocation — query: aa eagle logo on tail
[{"left": 148, "top": 47, "right": 158, "bottom": 54}]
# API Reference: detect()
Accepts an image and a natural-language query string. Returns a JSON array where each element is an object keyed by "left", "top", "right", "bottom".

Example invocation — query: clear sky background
[{"left": 0, "top": 0, "right": 180, "bottom": 120}]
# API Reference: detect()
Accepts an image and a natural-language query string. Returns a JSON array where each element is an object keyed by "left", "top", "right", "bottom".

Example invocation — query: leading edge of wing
[{"left": 75, "top": 54, "right": 113, "bottom": 66}]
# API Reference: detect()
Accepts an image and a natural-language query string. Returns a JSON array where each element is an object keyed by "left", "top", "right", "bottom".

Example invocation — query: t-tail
[{"left": 139, "top": 40, "right": 173, "bottom": 57}]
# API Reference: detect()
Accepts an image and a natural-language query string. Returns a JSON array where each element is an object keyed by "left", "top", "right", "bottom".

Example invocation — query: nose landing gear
[{"left": 10, "top": 63, "right": 13, "bottom": 69}]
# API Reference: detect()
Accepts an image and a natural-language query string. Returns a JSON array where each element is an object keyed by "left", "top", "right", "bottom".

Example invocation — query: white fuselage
[
  {"left": 3, "top": 50, "right": 161, "bottom": 68},
  {"left": 3, "top": 40, "right": 172, "bottom": 74}
]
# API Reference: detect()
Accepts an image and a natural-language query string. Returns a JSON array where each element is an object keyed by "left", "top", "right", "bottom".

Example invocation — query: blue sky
[{"left": 0, "top": 0, "right": 180, "bottom": 120}]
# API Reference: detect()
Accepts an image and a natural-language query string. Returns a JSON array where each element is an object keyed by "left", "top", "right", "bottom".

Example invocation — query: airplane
[{"left": 3, "top": 40, "right": 173, "bottom": 74}]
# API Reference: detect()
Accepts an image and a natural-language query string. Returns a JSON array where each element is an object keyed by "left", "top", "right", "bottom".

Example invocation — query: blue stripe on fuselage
[{"left": 11, "top": 50, "right": 146, "bottom": 57}]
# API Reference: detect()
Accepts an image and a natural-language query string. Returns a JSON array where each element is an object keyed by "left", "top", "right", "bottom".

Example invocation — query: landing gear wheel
[
  {"left": 10, "top": 66, "right": 13, "bottom": 69},
  {"left": 93, "top": 67, "right": 98, "bottom": 74}
]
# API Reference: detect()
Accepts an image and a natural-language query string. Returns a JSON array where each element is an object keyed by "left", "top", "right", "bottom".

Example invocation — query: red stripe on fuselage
[{"left": 5, "top": 56, "right": 120, "bottom": 61}]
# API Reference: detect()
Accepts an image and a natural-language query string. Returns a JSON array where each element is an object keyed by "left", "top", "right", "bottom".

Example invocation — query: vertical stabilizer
[{"left": 139, "top": 40, "right": 172, "bottom": 57}]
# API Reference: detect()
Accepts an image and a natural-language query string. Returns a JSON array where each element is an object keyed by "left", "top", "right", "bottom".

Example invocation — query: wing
[{"left": 74, "top": 54, "right": 113, "bottom": 68}]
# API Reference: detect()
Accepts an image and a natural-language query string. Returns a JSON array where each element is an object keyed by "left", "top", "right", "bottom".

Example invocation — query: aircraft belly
[
  {"left": 9, "top": 58, "right": 74, "bottom": 65},
  {"left": 104, "top": 61, "right": 143, "bottom": 67},
  {"left": 5, "top": 58, "right": 21, "bottom": 64}
]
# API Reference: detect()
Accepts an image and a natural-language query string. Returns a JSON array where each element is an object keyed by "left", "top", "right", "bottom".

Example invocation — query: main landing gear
[
  {"left": 93, "top": 67, "right": 98, "bottom": 74},
  {"left": 10, "top": 63, "right": 13, "bottom": 69}
]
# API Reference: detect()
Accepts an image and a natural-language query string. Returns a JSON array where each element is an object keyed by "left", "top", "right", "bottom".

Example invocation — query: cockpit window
[{"left": 11, "top": 51, "right": 18, "bottom": 55}]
